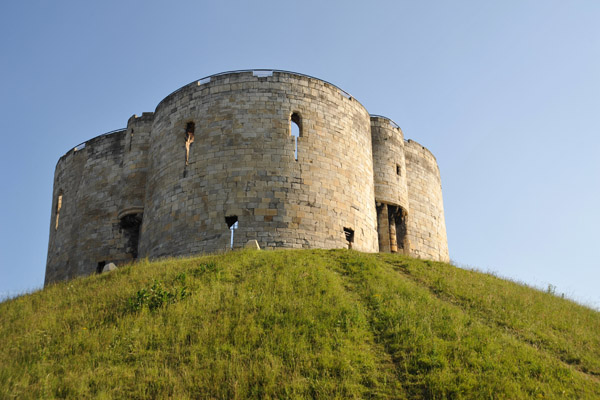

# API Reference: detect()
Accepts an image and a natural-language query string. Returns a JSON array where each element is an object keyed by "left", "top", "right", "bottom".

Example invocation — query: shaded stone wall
[
  {"left": 120, "top": 112, "right": 153, "bottom": 217},
  {"left": 404, "top": 140, "right": 449, "bottom": 262},
  {"left": 45, "top": 130, "right": 135, "bottom": 284}
]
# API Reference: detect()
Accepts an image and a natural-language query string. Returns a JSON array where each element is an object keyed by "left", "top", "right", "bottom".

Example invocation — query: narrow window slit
[
  {"left": 290, "top": 112, "right": 301, "bottom": 161},
  {"left": 55, "top": 192, "right": 63, "bottom": 230},
  {"left": 396, "top": 164, "right": 401, "bottom": 176},
  {"left": 184, "top": 122, "right": 195, "bottom": 166}
]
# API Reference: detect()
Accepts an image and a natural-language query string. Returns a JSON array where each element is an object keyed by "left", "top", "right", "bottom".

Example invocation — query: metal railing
[
  {"left": 71, "top": 128, "right": 126, "bottom": 153},
  {"left": 369, "top": 114, "right": 401, "bottom": 130}
]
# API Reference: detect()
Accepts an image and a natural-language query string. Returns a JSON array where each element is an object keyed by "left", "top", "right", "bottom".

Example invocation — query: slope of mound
[{"left": 1, "top": 250, "right": 599, "bottom": 399}]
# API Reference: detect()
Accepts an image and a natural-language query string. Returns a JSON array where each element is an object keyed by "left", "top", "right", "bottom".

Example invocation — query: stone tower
[{"left": 45, "top": 70, "right": 448, "bottom": 285}]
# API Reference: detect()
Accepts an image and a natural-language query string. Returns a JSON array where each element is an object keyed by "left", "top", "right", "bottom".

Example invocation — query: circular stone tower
[
  {"left": 45, "top": 69, "right": 449, "bottom": 285},
  {"left": 370, "top": 116, "right": 410, "bottom": 254},
  {"left": 138, "top": 71, "right": 379, "bottom": 258}
]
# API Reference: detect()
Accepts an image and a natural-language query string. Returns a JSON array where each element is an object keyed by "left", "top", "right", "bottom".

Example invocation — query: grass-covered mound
[{"left": 1, "top": 250, "right": 599, "bottom": 399}]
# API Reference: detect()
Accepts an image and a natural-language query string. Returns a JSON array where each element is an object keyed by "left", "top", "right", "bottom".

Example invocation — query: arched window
[
  {"left": 55, "top": 192, "right": 63, "bottom": 230},
  {"left": 290, "top": 113, "right": 301, "bottom": 161}
]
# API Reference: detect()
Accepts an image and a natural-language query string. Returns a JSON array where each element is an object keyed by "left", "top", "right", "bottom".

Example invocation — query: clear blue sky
[{"left": 1, "top": 1, "right": 598, "bottom": 308}]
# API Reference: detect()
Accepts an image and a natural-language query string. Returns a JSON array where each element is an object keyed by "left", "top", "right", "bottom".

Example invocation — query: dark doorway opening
[
  {"left": 389, "top": 206, "right": 408, "bottom": 253},
  {"left": 376, "top": 203, "right": 409, "bottom": 254},
  {"left": 120, "top": 213, "right": 143, "bottom": 259},
  {"left": 343, "top": 227, "right": 354, "bottom": 249},
  {"left": 97, "top": 261, "right": 106, "bottom": 274}
]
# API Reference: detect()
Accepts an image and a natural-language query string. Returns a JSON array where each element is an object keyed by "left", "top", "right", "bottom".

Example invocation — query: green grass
[{"left": 1, "top": 250, "right": 599, "bottom": 399}]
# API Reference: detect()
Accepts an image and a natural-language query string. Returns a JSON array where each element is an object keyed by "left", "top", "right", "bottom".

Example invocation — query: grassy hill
[{"left": 1, "top": 250, "right": 599, "bottom": 399}]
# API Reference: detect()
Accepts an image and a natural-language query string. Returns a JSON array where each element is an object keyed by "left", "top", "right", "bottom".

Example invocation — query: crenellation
[{"left": 45, "top": 70, "right": 449, "bottom": 284}]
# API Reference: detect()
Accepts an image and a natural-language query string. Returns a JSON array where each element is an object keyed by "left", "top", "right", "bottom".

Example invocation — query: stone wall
[
  {"left": 139, "top": 71, "right": 378, "bottom": 258},
  {"left": 45, "top": 70, "right": 449, "bottom": 285},
  {"left": 404, "top": 140, "right": 449, "bottom": 261},
  {"left": 370, "top": 116, "right": 408, "bottom": 210},
  {"left": 120, "top": 112, "right": 153, "bottom": 217},
  {"left": 45, "top": 130, "right": 134, "bottom": 284}
]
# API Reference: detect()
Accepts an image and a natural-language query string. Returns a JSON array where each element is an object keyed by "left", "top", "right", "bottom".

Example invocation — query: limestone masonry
[{"left": 45, "top": 70, "right": 449, "bottom": 285}]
